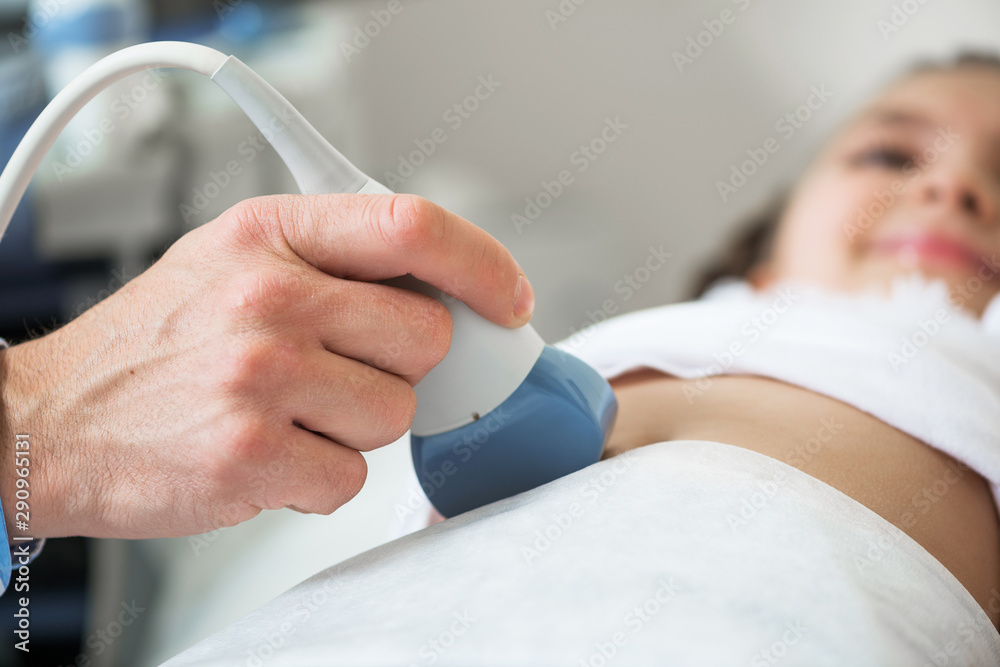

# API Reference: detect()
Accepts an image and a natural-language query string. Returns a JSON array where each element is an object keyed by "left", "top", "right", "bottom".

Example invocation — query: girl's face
[{"left": 752, "top": 65, "right": 1000, "bottom": 317}]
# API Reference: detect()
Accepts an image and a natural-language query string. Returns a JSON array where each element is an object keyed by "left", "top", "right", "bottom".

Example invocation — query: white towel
[
  {"left": 160, "top": 440, "right": 1000, "bottom": 666},
  {"left": 552, "top": 273, "right": 1000, "bottom": 517}
]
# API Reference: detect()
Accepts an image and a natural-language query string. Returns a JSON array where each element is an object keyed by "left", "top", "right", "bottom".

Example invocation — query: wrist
[
  {"left": 0, "top": 341, "right": 15, "bottom": 544},
  {"left": 0, "top": 339, "right": 74, "bottom": 540}
]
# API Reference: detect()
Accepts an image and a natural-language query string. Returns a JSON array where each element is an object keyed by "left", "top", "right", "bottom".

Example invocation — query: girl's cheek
[{"left": 775, "top": 182, "right": 863, "bottom": 274}]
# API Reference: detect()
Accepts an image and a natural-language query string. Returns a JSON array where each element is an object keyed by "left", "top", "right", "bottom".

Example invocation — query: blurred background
[{"left": 0, "top": 0, "right": 998, "bottom": 664}]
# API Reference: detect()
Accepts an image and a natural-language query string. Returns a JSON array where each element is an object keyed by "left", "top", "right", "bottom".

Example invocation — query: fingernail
[{"left": 513, "top": 274, "right": 535, "bottom": 321}]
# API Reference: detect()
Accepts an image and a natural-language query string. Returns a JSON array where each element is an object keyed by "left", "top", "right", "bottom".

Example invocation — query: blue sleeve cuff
[
  {"left": 0, "top": 534, "right": 8, "bottom": 591},
  {"left": 0, "top": 335, "right": 6, "bottom": 592}
]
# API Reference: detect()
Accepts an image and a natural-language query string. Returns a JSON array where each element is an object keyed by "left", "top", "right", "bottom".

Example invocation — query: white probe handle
[{"left": 358, "top": 178, "right": 545, "bottom": 436}]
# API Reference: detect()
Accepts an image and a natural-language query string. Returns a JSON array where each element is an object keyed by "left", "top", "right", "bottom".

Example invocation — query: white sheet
[{"left": 162, "top": 440, "right": 1000, "bottom": 666}]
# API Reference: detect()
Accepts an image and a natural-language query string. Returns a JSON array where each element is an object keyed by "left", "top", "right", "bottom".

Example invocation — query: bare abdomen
[{"left": 606, "top": 368, "right": 1000, "bottom": 628}]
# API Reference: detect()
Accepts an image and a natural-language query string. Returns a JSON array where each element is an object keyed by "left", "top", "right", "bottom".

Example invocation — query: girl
[{"left": 604, "top": 52, "right": 1000, "bottom": 627}]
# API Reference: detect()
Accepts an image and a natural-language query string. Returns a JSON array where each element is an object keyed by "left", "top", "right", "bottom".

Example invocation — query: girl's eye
[{"left": 849, "top": 146, "right": 914, "bottom": 170}]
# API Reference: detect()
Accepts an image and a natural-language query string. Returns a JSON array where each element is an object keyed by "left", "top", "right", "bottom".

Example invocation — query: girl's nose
[{"left": 912, "top": 158, "right": 998, "bottom": 228}]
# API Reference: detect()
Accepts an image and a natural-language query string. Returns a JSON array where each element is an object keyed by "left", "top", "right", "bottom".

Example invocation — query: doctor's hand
[{"left": 0, "top": 194, "right": 534, "bottom": 540}]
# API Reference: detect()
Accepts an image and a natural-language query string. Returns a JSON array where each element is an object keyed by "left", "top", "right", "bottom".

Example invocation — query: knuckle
[
  {"left": 350, "top": 372, "right": 416, "bottom": 447},
  {"left": 216, "top": 338, "right": 283, "bottom": 394},
  {"left": 416, "top": 297, "right": 453, "bottom": 366},
  {"left": 329, "top": 450, "right": 368, "bottom": 507},
  {"left": 374, "top": 289, "right": 452, "bottom": 376},
  {"left": 383, "top": 379, "right": 418, "bottom": 441},
  {"left": 221, "top": 270, "right": 290, "bottom": 322},
  {"left": 227, "top": 419, "right": 272, "bottom": 463},
  {"left": 480, "top": 241, "right": 512, "bottom": 295},
  {"left": 299, "top": 450, "right": 368, "bottom": 515},
  {"left": 380, "top": 194, "right": 446, "bottom": 252},
  {"left": 209, "top": 417, "right": 272, "bottom": 482},
  {"left": 216, "top": 195, "right": 286, "bottom": 250},
  {"left": 216, "top": 501, "right": 260, "bottom": 528}
]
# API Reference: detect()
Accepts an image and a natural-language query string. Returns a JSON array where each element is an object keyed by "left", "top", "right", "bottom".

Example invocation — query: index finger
[{"left": 230, "top": 193, "right": 535, "bottom": 328}]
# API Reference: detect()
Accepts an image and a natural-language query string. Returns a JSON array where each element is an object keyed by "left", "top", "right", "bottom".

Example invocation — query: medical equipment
[{"left": 0, "top": 41, "right": 617, "bottom": 518}]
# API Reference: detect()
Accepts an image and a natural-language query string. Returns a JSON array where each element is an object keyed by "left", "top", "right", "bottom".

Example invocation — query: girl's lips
[{"left": 870, "top": 233, "right": 985, "bottom": 271}]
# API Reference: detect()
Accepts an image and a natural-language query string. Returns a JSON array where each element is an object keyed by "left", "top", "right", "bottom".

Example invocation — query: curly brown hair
[{"left": 685, "top": 50, "right": 1000, "bottom": 301}]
